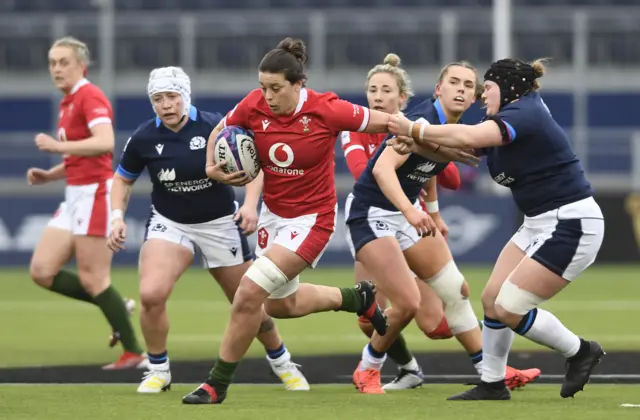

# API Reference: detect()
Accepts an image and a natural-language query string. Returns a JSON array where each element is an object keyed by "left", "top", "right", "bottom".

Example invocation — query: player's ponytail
[
  {"left": 529, "top": 58, "right": 549, "bottom": 91},
  {"left": 259, "top": 37, "right": 307, "bottom": 85},
  {"left": 383, "top": 53, "right": 401, "bottom": 68},
  {"left": 366, "top": 53, "right": 414, "bottom": 111},
  {"left": 277, "top": 37, "right": 308, "bottom": 65}
]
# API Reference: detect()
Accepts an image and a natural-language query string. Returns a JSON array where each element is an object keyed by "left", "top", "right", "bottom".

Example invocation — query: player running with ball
[
  {"left": 181, "top": 36, "right": 477, "bottom": 405},
  {"left": 108, "top": 66, "right": 309, "bottom": 393}
]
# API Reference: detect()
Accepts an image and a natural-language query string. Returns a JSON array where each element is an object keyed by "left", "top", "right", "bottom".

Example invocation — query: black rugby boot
[
  {"left": 561, "top": 340, "right": 605, "bottom": 398},
  {"left": 355, "top": 281, "right": 388, "bottom": 336},
  {"left": 182, "top": 381, "right": 227, "bottom": 405},
  {"left": 447, "top": 381, "right": 511, "bottom": 401}
]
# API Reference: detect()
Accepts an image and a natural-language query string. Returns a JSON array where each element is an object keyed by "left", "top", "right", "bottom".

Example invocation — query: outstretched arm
[{"left": 389, "top": 113, "right": 506, "bottom": 149}]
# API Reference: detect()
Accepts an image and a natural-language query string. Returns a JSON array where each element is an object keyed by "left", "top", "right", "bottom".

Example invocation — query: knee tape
[
  {"left": 245, "top": 256, "right": 289, "bottom": 295},
  {"left": 427, "top": 260, "right": 478, "bottom": 335},
  {"left": 426, "top": 317, "right": 454, "bottom": 340},
  {"left": 495, "top": 280, "right": 545, "bottom": 315}
]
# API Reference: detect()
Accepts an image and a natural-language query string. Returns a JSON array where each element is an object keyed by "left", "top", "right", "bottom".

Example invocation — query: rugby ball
[{"left": 213, "top": 126, "right": 261, "bottom": 181}]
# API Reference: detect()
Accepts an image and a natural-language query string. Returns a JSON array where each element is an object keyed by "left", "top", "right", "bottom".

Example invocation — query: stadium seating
[
  {"left": 1, "top": 0, "right": 638, "bottom": 71},
  {"left": 5, "top": 0, "right": 640, "bottom": 11}
]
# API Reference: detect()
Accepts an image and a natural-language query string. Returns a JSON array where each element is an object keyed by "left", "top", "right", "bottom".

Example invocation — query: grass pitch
[
  {"left": 2, "top": 384, "right": 640, "bottom": 420},
  {"left": 0, "top": 264, "right": 638, "bottom": 368}
]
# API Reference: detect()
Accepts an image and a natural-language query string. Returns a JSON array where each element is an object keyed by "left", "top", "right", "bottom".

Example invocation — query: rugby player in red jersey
[
  {"left": 343, "top": 55, "right": 540, "bottom": 392},
  {"left": 26, "top": 37, "right": 145, "bottom": 370}
]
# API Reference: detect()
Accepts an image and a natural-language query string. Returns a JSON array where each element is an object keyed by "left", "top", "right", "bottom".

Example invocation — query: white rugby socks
[
  {"left": 360, "top": 343, "right": 387, "bottom": 370},
  {"left": 480, "top": 316, "right": 515, "bottom": 383},
  {"left": 513, "top": 308, "right": 581, "bottom": 358}
]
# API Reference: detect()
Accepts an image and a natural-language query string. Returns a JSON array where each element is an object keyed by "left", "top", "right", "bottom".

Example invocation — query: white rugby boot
[
  {"left": 267, "top": 353, "right": 310, "bottom": 391},
  {"left": 382, "top": 366, "right": 425, "bottom": 390},
  {"left": 137, "top": 361, "right": 172, "bottom": 394}
]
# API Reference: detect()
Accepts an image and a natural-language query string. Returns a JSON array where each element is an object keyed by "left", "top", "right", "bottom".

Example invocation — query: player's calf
[{"left": 357, "top": 316, "right": 375, "bottom": 338}]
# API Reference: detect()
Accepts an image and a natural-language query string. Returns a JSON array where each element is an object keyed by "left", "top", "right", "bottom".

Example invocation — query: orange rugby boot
[{"left": 505, "top": 365, "right": 542, "bottom": 389}]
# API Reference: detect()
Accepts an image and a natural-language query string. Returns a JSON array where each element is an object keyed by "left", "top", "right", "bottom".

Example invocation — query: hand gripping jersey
[
  {"left": 340, "top": 130, "right": 461, "bottom": 190},
  {"left": 351, "top": 98, "right": 454, "bottom": 212}
]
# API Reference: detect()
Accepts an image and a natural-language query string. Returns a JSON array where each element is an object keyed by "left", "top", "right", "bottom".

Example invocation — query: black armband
[{"left": 485, "top": 115, "right": 511, "bottom": 144}]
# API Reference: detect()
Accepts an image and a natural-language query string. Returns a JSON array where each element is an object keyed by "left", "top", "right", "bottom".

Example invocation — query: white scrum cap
[{"left": 147, "top": 66, "right": 192, "bottom": 117}]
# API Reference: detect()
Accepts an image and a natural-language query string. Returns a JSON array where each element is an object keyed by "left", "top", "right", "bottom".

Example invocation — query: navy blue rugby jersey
[
  {"left": 350, "top": 98, "right": 451, "bottom": 214},
  {"left": 479, "top": 92, "right": 593, "bottom": 217},
  {"left": 116, "top": 105, "right": 236, "bottom": 224}
]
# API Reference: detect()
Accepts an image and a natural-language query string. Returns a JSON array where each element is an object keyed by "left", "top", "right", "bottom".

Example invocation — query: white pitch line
[{"left": 3, "top": 374, "right": 640, "bottom": 386}]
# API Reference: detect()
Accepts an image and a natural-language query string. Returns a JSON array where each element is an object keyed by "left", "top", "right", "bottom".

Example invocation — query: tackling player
[
  {"left": 182, "top": 37, "right": 478, "bottom": 405},
  {"left": 108, "top": 67, "right": 309, "bottom": 393},
  {"left": 389, "top": 58, "right": 605, "bottom": 400},
  {"left": 345, "top": 57, "right": 539, "bottom": 394},
  {"left": 26, "top": 36, "right": 145, "bottom": 370},
  {"left": 343, "top": 55, "right": 540, "bottom": 392}
]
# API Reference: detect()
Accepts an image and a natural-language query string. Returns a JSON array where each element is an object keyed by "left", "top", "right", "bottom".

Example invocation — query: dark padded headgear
[{"left": 484, "top": 59, "right": 536, "bottom": 109}]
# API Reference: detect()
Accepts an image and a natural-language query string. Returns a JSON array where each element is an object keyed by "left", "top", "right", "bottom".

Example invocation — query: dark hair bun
[{"left": 276, "top": 37, "right": 308, "bottom": 65}]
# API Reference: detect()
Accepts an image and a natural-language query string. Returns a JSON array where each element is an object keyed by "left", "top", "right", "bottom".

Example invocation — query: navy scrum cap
[{"left": 484, "top": 59, "right": 537, "bottom": 109}]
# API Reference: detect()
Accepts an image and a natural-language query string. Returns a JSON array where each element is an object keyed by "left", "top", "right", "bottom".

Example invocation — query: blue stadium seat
[
  {"left": 210, "top": 37, "right": 254, "bottom": 69},
  {"left": 140, "top": 0, "right": 176, "bottom": 9},
  {"left": 344, "top": 36, "right": 385, "bottom": 67},
  {"left": 602, "top": 33, "right": 640, "bottom": 65},
  {"left": 0, "top": 0, "right": 15, "bottom": 12},
  {"left": 384, "top": 35, "right": 440, "bottom": 67},
  {"left": 114, "top": 0, "right": 144, "bottom": 10},
  {"left": 116, "top": 37, "right": 179, "bottom": 70},
  {"left": 60, "top": 0, "right": 94, "bottom": 10},
  {"left": 13, "top": 0, "right": 48, "bottom": 11},
  {"left": 456, "top": 33, "right": 492, "bottom": 64},
  {"left": 515, "top": 34, "right": 572, "bottom": 64},
  {"left": 3, "top": 38, "right": 49, "bottom": 70}
]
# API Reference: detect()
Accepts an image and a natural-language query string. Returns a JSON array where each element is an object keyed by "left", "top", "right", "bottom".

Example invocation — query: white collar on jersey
[
  {"left": 70, "top": 78, "right": 89, "bottom": 95},
  {"left": 293, "top": 88, "right": 308, "bottom": 115},
  {"left": 156, "top": 105, "right": 198, "bottom": 128}
]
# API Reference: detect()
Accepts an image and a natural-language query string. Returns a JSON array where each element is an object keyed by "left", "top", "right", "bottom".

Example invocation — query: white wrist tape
[
  {"left": 419, "top": 123, "right": 426, "bottom": 141},
  {"left": 111, "top": 209, "right": 124, "bottom": 223},
  {"left": 407, "top": 121, "right": 415, "bottom": 138},
  {"left": 426, "top": 201, "right": 439, "bottom": 213}
]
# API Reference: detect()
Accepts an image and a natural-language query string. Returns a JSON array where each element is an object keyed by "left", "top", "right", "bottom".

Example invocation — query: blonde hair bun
[{"left": 383, "top": 53, "right": 401, "bottom": 68}]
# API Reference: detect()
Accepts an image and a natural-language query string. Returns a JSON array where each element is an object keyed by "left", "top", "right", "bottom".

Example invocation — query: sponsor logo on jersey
[
  {"left": 157, "top": 168, "right": 176, "bottom": 182},
  {"left": 493, "top": 171, "right": 515, "bottom": 186},
  {"left": 266, "top": 143, "right": 304, "bottom": 176}
]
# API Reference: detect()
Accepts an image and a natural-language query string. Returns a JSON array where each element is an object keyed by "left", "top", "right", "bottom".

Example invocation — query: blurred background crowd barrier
[{"left": 1, "top": 0, "right": 639, "bottom": 266}]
